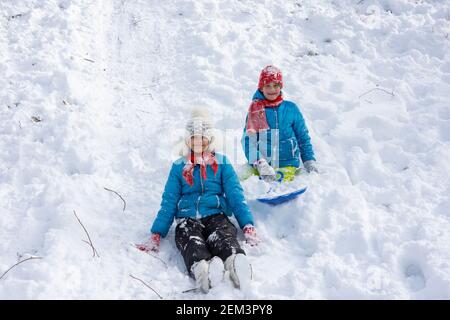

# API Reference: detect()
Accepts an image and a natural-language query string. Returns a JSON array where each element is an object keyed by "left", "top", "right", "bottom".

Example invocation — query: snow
[{"left": 1, "top": 0, "right": 450, "bottom": 299}]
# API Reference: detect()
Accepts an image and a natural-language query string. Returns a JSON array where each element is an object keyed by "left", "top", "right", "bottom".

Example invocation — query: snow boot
[
  {"left": 191, "top": 259, "right": 210, "bottom": 293},
  {"left": 225, "top": 253, "right": 252, "bottom": 290},
  {"left": 208, "top": 256, "right": 225, "bottom": 288},
  {"left": 191, "top": 257, "right": 225, "bottom": 293}
]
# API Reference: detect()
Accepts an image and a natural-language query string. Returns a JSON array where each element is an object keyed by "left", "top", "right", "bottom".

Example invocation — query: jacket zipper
[
  {"left": 274, "top": 108, "right": 279, "bottom": 130},
  {"left": 196, "top": 166, "right": 204, "bottom": 219}
]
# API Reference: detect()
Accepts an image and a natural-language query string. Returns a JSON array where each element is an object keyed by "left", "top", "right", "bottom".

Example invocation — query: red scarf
[
  {"left": 182, "top": 152, "right": 219, "bottom": 186},
  {"left": 245, "top": 94, "right": 283, "bottom": 134}
]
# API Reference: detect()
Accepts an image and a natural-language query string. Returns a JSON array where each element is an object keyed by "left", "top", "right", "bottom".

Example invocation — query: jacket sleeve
[
  {"left": 221, "top": 157, "right": 255, "bottom": 228},
  {"left": 292, "top": 104, "right": 316, "bottom": 163},
  {"left": 150, "top": 164, "right": 182, "bottom": 237}
]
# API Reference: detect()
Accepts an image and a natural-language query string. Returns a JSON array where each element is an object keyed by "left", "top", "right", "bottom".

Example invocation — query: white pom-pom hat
[
  {"left": 176, "top": 107, "right": 221, "bottom": 156},
  {"left": 185, "top": 108, "right": 214, "bottom": 142}
]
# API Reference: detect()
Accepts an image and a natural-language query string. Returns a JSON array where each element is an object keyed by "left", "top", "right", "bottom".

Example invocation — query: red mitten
[
  {"left": 136, "top": 233, "right": 161, "bottom": 253},
  {"left": 243, "top": 224, "right": 260, "bottom": 246}
]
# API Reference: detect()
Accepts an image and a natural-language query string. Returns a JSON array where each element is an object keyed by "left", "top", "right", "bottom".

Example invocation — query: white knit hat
[
  {"left": 185, "top": 108, "right": 214, "bottom": 142},
  {"left": 173, "top": 107, "right": 221, "bottom": 157}
]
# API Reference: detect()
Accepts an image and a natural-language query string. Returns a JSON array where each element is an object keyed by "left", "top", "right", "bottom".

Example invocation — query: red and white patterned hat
[{"left": 258, "top": 65, "right": 283, "bottom": 90}]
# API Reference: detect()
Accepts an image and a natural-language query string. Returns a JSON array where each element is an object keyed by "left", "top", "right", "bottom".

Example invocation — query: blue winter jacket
[
  {"left": 242, "top": 90, "right": 316, "bottom": 168},
  {"left": 151, "top": 153, "right": 254, "bottom": 237}
]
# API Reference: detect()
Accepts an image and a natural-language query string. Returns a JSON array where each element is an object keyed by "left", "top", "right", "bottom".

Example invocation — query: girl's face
[
  {"left": 261, "top": 82, "right": 282, "bottom": 101},
  {"left": 189, "top": 136, "right": 210, "bottom": 154}
]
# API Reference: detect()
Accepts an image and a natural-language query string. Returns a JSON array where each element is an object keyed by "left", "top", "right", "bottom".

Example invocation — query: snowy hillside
[{"left": 1, "top": 0, "right": 449, "bottom": 299}]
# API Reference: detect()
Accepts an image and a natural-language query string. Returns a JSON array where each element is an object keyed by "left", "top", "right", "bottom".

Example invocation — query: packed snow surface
[{"left": 1, "top": 0, "right": 449, "bottom": 299}]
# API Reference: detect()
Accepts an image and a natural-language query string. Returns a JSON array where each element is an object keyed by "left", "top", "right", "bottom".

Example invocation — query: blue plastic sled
[{"left": 257, "top": 186, "right": 308, "bottom": 206}]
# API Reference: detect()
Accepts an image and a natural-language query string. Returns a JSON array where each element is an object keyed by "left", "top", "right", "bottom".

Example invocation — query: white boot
[
  {"left": 225, "top": 253, "right": 252, "bottom": 290},
  {"left": 191, "top": 257, "right": 225, "bottom": 293},
  {"left": 191, "top": 259, "right": 210, "bottom": 293},
  {"left": 208, "top": 256, "right": 225, "bottom": 288}
]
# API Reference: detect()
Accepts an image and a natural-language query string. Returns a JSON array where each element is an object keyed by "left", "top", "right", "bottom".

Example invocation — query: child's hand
[
  {"left": 136, "top": 233, "right": 161, "bottom": 253},
  {"left": 255, "top": 158, "right": 277, "bottom": 182},
  {"left": 304, "top": 160, "right": 319, "bottom": 173},
  {"left": 243, "top": 224, "right": 260, "bottom": 246}
]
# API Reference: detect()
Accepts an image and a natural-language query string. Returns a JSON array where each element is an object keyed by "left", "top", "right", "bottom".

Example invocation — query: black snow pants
[{"left": 175, "top": 213, "right": 245, "bottom": 275}]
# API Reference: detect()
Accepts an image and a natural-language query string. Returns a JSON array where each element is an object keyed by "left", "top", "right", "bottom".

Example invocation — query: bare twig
[
  {"left": 182, "top": 288, "right": 198, "bottom": 293},
  {"left": 73, "top": 210, "right": 100, "bottom": 258},
  {"left": 82, "top": 240, "right": 99, "bottom": 257},
  {"left": 141, "top": 84, "right": 158, "bottom": 89},
  {"left": 147, "top": 253, "right": 168, "bottom": 269},
  {"left": 142, "top": 92, "right": 154, "bottom": 99},
  {"left": 358, "top": 87, "right": 394, "bottom": 99},
  {"left": 31, "top": 116, "right": 42, "bottom": 123},
  {"left": 103, "top": 187, "right": 126, "bottom": 212},
  {"left": 8, "top": 13, "right": 24, "bottom": 20},
  {"left": 129, "top": 274, "right": 163, "bottom": 299},
  {"left": 136, "top": 109, "right": 152, "bottom": 114},
  {"left": 131, "top": 244, "right": 168, "bottom": 268},
  {"left": 83, "top": 58, "right": 95, "bottom": 63},
  {"left": 0, "top": 256, "right": 42, "bottom": 281}
]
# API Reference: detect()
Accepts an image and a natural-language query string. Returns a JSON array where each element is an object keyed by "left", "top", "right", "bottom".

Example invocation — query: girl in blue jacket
[
  {"left": 137, "top": 109, "right": 258, "bottom": 293},
  {"left": 242, "top": 65, "right": 318, "bottom": 181}
]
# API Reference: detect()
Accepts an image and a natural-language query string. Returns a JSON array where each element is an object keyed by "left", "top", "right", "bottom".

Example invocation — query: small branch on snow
[
  {"left": 147, "top": 253, "right": 168, "bottom": 269},
  {"left": 358, "top": 87, "right": 395, "bottom": 100},
  {"left": 141, "top": 92, "right": 154, "bottom": 99},
  {"left": 131, "top": 244, "right": 168, "bottom": 268},
  {"left": 71, "top": 55, "right": 95, "bottom": 63},
  {"left": 31, "top": 116, "right": 42, "bottom": 123},
  {"left": 0, "top": 256, "right": 42, "bottom": 281},
  {"left": 82, "top": 240, "right": 100, "bottom": 258},
  {"left": 141, "top": 84, "right": 159, "bottom": 89},
  {"left": 129, "top": 274, "right": 163, "bottom": 299},
  {"left": 103, "top": 187, "right": 127, "bottom": 212},
  {"left": 182, "top": 288, "right": 198, "bottom": 294},
  {"left": 73, "top": 210, "right": 100, "bottom": 258},
  {"left": 136, "top": 109, "right": 152, "bottom": 115},
  {"left": 8, "top": 13, "right": 24, "bottom": 20}
]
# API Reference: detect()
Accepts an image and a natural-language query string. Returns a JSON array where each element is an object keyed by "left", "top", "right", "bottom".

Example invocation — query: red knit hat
[{"left": 258, "top": 65, "right": 283, "bottom": 90}]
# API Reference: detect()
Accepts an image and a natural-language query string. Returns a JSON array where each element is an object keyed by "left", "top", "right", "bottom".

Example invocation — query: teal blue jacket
[
  {"left": 242, "top": 90, "right": 316, "bottom": 168},
  {"left": 151, "top": 153, "right": 254, "bottom": 237}
]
